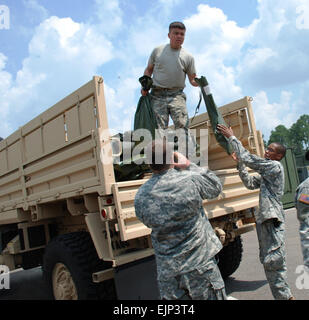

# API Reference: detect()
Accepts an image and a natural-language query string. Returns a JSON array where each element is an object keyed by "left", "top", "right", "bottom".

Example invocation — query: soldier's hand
[
  {"left": 217, "top": 124, "right": 234, "bottom": 138},
  {"left": 173, "top": 152, "right": 190, "bottom": 170},
  {"left": 231, "top": 152, "right": 238, "bottom": 162}
]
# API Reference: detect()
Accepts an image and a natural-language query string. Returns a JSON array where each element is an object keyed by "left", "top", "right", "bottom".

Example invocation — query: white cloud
[
  {"left": 1, "top": 0, "right": 309, "bottom": 142},
  {"left": 252, "top": 90, "right": 297, "bottom": 140},
  {"left": 93, "top": 0, "right": 123, "bottom": 35},
  {"left": 0, "top": 15, "right": 116, "bottom": 138},
  {"left": 104, "top": 77, "right": 140, "bottom": 133},
  {"left": 182, "top": 4, "right": 249, "bottom": 109},
  {"left": 0, "top": 54, "right": 12, "bottom": 130},
  {"left": 239, "top": 0, "right": 309, "bottom": 89}
]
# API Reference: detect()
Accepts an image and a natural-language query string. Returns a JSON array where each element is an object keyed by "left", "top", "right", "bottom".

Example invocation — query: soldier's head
[
  {"left": 168, "top": 21, "right": 186, "bottom": 49},
  {"left": 264, "top": 142, "right": 286, "bottom": 161},
  {"left": 147, "top": 139, "right": 173, "bottom": 173}
]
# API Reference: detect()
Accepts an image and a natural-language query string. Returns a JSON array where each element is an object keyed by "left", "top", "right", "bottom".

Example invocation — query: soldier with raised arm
[
  {"left": 139, "top": 22, "right": 198, "bottom": 157},
  {"left": 134, "top": 140, "right": 226, "bottom": 300},
  {"left": 217, "top": 124, "right": 294, "bottom": 300}
]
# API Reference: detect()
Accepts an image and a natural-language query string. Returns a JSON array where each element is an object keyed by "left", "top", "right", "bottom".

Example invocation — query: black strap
[{"left": 190, "top": 90, "right": 202, "bottom": 123}]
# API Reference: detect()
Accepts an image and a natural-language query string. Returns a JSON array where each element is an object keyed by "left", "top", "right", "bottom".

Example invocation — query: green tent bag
[
  {"left": 133, "top": 94, "right": 158, "bottom": 139},
  {"left": 113, "top": 133, "right": 151, "bottom": 182},
  {"left": 194, "top": 76, "right": 233, "bottom": 155},
  {"left": 113, "top": 95, "right": 157, "bottom": 182}
]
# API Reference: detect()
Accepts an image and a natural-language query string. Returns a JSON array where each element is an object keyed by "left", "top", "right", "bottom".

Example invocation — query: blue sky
[{"left": 0, "top": 0, "right": 309, "bottom": 141}]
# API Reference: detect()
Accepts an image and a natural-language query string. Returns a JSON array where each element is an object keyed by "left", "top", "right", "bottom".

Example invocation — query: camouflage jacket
[
  {"left": 134, "top": 163, "right": 223, "bottom": 281},
  {"left": 228, "top": 136, "right": 285, "bottom": 224},
  {"left": 295, "top": 177, "right": 309, "bottom": 222}
]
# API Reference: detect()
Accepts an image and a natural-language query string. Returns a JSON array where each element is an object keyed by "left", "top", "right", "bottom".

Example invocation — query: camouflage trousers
[
  {"left": 150, "top": 89, "right": 189, "bottom": 131},
  {"left": 157, "top": 258, "right": 227, "bottom": 300},
  {"left": 299, "top": 217, "right": 309, "bottom": 269},
  {"left": 256, "top": 219, "right": 292, "bottom": 300},
  {"left": 150, "top": 89, "right": 196, "bottom": 157}
]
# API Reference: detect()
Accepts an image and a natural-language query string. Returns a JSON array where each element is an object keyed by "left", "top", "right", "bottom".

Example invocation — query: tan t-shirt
[{"left": 148, "top": 44, "right": 196, "bottom": 89}]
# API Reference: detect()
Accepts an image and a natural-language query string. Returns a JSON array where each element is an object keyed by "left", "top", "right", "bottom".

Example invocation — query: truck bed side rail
[
  {"left": 0, "top": 76, "right": 115, "bottom": 218},
  {"left": 112, "top": 179, "right": 151, "bottom": 241}
]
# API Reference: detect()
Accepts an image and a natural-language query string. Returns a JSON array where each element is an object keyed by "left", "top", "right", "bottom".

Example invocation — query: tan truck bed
[
  {"left": 0, "top": 77, "right": 114, "bottom": 222},
  {"left": 0, "top": 76, "right": 262, "bottom": 269}
]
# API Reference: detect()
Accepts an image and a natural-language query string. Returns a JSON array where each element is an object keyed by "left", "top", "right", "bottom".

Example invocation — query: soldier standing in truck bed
[
  {"left": 217, "top": 124, "right": 294, "bottom": 300},
  {"left": 134, "top": 140, "right": 226, "bottom": 300},
  {"left": 141, "top": 21, "right": 198, "bottom": 129},
  {"left": 140, "top": 21, "right": 198, "bottom": 156}
]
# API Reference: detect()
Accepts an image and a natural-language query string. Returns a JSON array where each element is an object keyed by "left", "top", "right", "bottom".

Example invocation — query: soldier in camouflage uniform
[
  {"left": 295, "top": 150, "right": 309, "bottom": 270},
  {"left": 141, "top": 22, "right": 198, "bottom": 154},
  {"left": 134, "top": 140, "right": 226, "bottom": 300},
  {"left": 217, "top": 124, "right": 294, "bottom": 300}
]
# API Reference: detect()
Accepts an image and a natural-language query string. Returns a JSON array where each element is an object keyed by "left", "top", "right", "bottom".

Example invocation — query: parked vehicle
[{"left": 0, "top": 76, "right": 263, "bottom": 299}]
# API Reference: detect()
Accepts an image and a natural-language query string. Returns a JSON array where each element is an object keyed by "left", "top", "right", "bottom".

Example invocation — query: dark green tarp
[
  {"left": 133, "top": 94, "right": 158, "bottom": 139},
  {"left": 195, "top": 76, "right": 233, "bottom": 155},
  {"left": 114, "top": 95, "right": 157, "bottom": 182},
  {"left": 114, "top": 162, "right": 150, "bottom": 181}
]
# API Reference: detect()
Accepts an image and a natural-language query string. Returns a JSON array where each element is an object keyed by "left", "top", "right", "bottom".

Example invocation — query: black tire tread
[
  {"left": 42, "top": 231, "right": 116, "bottom": 300},
  {"left": 217, "top": 236, "right": 243, "bottom": 279}
]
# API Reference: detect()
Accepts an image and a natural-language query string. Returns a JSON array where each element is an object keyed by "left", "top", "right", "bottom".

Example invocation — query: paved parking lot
[
  {"left": 0, "top": 208, "right": 308, "bottom": 300},
  {"left": 225, "top": 208, "right": 309, "bottom": 300}
]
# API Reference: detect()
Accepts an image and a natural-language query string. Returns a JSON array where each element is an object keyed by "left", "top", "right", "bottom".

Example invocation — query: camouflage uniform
[
  {"left": 150, "top": 89, "right": 189, "bottom": 132},
  {"left": 295, "top": 178, "right": 309, "bottom": 269},
  {"left": 134, "top": 163, "right": 226, "bottom": 300},
  {"left": 150, "top": 89, "right": 196, "bottom": 157},
  {"left": 228, "top": 136, "right": 292, "bottom": 300}
]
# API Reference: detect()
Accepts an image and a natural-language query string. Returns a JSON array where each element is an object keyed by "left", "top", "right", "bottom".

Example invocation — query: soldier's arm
[
  {"left": 188, "top": 163, "right": 223, "bottom": 200},
  {"left": 237, "top": 162, "right": 261, "bottom": 190},
  {"left": 217, "top": 124, "right": 281, "bottom": 177},
  {"left": 144, "top": 63, "right": 154, "bottom": 77},
  {"left": 188, "top": 73, "right": 199, "bottom": 87},
  {"left": 141, "top": 64, "right": 154, "bottom": 96},
  {"left": 228, "top": 136, "right": 281, "bottom": 177},
  {"left": 296, "top": 184, "right": 309, "bottom": 221}
]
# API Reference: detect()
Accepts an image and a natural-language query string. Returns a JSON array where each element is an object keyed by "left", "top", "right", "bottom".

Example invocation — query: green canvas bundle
[
  {"left": 133, "top": 94, "right": 158, "bottom": 140},
  {"left": 194, "top": 76, "right": 233, "bottom": 155}
]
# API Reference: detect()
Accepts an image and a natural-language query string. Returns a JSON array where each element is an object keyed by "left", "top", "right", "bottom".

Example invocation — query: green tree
[
  {"left": 268, "top": 125, "right": 291, "bottom": 147},
  {"left": 267, "top": 115, "right": 309, "bottom": 154},
  {"left": 289, "top": 115, "right": 309, "bottom": 154}
]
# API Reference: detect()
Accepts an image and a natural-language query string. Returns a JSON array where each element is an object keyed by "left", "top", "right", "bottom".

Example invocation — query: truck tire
[
  {"left": 217, "top": 235, "right": 243, "bottom": 279},
  {"left": 42, "top": 231, "right": 116, "bottom": 300}
]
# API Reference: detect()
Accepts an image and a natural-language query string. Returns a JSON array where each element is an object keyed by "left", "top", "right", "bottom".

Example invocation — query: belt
[{"left": 151, "top": 87, "right": 183, "bottom": 92}]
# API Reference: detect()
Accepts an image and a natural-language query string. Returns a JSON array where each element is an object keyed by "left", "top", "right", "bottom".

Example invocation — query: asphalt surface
[
  {"left": 0, "top": 207, "right": 308, "bottom": 300},
  {"left": 225, "top": 207, "right": 309, "bottom": 300}
]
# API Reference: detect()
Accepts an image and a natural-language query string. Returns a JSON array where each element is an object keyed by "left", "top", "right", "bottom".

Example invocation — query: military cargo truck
[
  {"left": 296, "top": 151, "right": 309, "bottom": 183},
  {"left": 281, "top": 149, "right": 299, "bottom": 209},
  {"left": 0, "top": 76, "right": 263, "bottom": 299}
]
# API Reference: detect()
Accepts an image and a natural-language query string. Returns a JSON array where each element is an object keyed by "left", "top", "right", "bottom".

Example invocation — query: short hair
[
  {"left": 305, "top": 150, "right": 309, "bottom": 161},
  {"left": 146, "top": 139, "right": 173, "bottom": 172},
  {"left": 273, "top": 142, "right": 286, "bottom": 159},
  {"left": 169, "top": 21, "right": 186, "bottom": 32}
]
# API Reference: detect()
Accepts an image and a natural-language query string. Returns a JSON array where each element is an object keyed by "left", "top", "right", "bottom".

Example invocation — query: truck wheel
[
  {"left": 42, "top": 231, "right": 116, "bottom": 300},
  {"left": 217, "top": 235, "right": 243, "bottom": 279}
]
